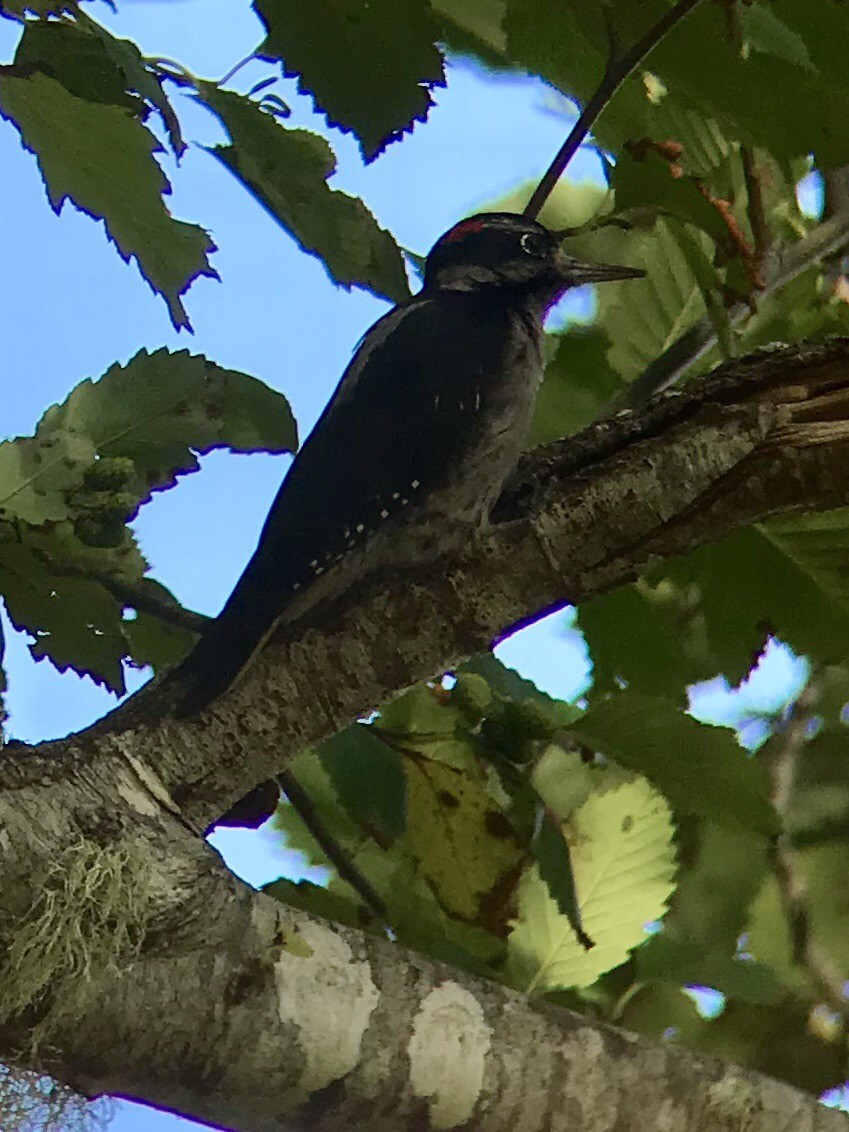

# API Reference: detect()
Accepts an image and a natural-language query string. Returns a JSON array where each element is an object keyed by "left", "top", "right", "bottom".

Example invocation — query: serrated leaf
[
  {"left": 254, "top": 0, "right": 445, "bottom": 161},
  {"left": 319, "top": 724, "right": 406, "bottom": 841},
  {"left": 533, "top": 807, "right": 593, "bottom": 949},
  {"left": 1, "top": 0, "right": 75, "bottom": 17},
  {"left": 741, "top": 4, "right": 813, "bottom": 72},
  {"left": 405, "top": 755, "right": 523, "bottom": 928},
  {"left": 377, "top": 683, "right": 477, "bottom": 771},
  {"left": 664, "top": 525, "right": 849, "bottom": 684},
  {"left": 0, "top": 70, "right": 215, "bottom": 329},
  {"left": 199, "top": 86, "right": 409, "bottom": 303},
  {"left": 508, "top": 777, "right": 677, "bottom": 991},
  {"left": 0, "top": 543, "right": 126, "bottom": 690},
  {"left": 264, "top": 877, "right": 376, "bottom": 931},
  {"left": 15, "top": 20, "right": 140, "bottom": 110},
  {"left": 76, "top": 13, "right": 186, "bottom": 156},
  {"left": 531, "top": 327, "right": 623, "bottom": 444},
  {"left": 0, "top": 348, "right": 297, "bottom": 525},
  {"left": 459, "top": 653, "right": 581, "bottom": 726},
  {"left": 567, "top": 692, "right": 777, "bottom": 834}
]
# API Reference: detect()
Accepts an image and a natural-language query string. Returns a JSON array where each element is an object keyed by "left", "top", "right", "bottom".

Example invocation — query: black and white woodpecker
[{"left": 177, "top": 212, "right": 643, "bottom": 713}]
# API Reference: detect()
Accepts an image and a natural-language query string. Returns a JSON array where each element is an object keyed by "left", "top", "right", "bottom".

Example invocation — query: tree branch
[
  {"left": 32, "top": 552, "right": 209, "bottom": 636},
  {"left": 275, "top": 768, "right": 388, "bottom": 923},
  {"left": 620, "top": 207, "right": 849, "bottom": 407},
  {"left": 0, "top": 786, "right": 845, "bottom": 1132},
  {"left": 523, "top": 0, "right": 706, "bottom": 220},
  {"left": 9, "top": 338, "right": 848, "bottom": 835}
]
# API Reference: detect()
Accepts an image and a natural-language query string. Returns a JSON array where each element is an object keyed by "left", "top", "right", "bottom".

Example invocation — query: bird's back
[{"left": 176, "top": 288, "right": 544, "bottom": 712}]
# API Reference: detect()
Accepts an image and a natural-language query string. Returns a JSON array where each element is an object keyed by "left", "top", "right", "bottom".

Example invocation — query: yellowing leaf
[
  {"left": 508, "top": 778, "right": 677, "bottom": 991},
  {"left": 406, "top": 758, "right": 523, "bottom": 928}
]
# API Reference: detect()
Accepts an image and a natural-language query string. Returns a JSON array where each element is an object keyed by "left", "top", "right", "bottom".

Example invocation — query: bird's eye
[{"left": 519, "top": 231, "right": 548, "bottom": 257}]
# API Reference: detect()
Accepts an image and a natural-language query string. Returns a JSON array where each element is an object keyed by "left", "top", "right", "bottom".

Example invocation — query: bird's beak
[{"left": 553, "top": 242, "right": 645, "bottom": 284}]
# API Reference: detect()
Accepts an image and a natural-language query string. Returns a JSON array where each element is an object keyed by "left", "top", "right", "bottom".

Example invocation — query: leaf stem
[
  {"left": 523, "top": 0, "right": 706, "bottom": 220},
  {"left": 275, "top": 768, "right": 388, "bottom": 923},
  {"left": 617, "top": 202, "right": 849, "bottom": 407}
]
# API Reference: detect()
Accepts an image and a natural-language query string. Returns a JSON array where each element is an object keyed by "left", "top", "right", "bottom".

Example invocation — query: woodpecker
[{"left": 176, "top": 212, "right": 642, "bottom": 713}]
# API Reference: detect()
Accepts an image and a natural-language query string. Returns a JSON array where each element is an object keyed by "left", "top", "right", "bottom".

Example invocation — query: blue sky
[{"left": 0, "top": 2, "right": 810, "bottom": 1128}]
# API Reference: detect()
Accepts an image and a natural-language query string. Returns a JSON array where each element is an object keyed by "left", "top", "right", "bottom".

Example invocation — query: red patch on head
[{"left": 442, "top": 218, "right": 489, "bottom": 243}]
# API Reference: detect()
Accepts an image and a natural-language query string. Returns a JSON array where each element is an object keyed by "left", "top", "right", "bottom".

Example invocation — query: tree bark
[{"left": 3, "top": 338, "right": 849, "bottom": 1130}]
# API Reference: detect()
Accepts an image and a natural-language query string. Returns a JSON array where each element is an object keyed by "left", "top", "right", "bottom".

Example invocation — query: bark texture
[{"left": 3, "top": 339, "right": 849, "bottom": 1130}]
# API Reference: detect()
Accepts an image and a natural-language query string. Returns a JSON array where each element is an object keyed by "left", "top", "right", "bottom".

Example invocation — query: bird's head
[{"left": 423, "top": 212, "right": 643, "bottom": 310}]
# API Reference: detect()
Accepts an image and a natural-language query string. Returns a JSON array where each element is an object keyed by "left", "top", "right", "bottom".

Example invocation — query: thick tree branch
[
  {"left": 5, "top": 338, "right": 849, "bottom": 837},
  {"left": 0, "top": 813, "right": 845, "bottom": 1132}
]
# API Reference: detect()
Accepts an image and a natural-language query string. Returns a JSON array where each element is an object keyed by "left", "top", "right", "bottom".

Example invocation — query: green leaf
[
  {"left": 0, "top": 0, "right": 76, "bottom": 17},
  {"left": 508, "top": 777, "right": 677, "bottom": 991},
  {"left": 0, "top": 348, "right": 297, "bottom": 525},
  {"left": 580, "top": 575, "right": 724, "bottom": 698},
  {"left": 254, "top": 0, "right": 445, "bottom": 160},
  {"left": 558, "top": 216, "right": 708, "bottom": 383},
  {"left": 122, "top": 605, "right": 197, "bottom": 673},
  {"left": 199, "top": 86, "right": 409, "bottom": 303},
  {"left": 0, "top": 543, "right": 126, "bottom": 690},
  {"left": 0, "top": 70, "right": 215, "bottom": 329},
  {"left": 15, "top": 20, "right": 140, "bottom": 110},
  {"left": 740, "top": 4, "right": 814, "bottom": 72},
  {"left": 567, "top": 692, "right": 777, "bottom": 834},
  {"left": 273, "top": 750, "right": 370, "bottom": 869},
  {"left": 532, "top": 807, "right": 593, "bottom": 949},
  {"left": 319, "top": 724, "right": 406, "bottom": 841},
  {"left": 662, "top": 819, "right": 770, "bottom": 959},
  {"left": 378, "top": 683, "right": 477, "bottom": 772},
  {"left": 531, "top": 327, "right": 623, "bottom": 444},
  {"left": 611, "top": 149, "right": 728, "bottom": 245},
  {"left": 264, "top": 877, "right": 378, "bottom": 931},
  {"left": 75, "top": 13, "right": 186, "bottom": 156},
  {"left": 665, "top": 525, "right": 849, "bottom": 684},
  {"left": 636, "top": 935, "right": 782, "bottom": 1005},
  {"left": 459, "top": 653, "right": 581, "bottom": 725},
  {"left": 530, "top": 746, "right": 594, "bottom": 823}
]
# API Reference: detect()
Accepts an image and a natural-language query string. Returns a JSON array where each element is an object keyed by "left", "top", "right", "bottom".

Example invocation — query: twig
[
  {"left": 219, "top": 51, "right": 257, "bottom": 87},
  {"left": 30, "top": 549, "right": 208, "bottom": 635},
  {"left": 618, "top": 202, "right": 849, "bottom": 407},
  {"left": 523, "top": 0, "right": 706, "bottom": 220},
  {"left": 763, "top": 685, "right": 849, "bottom": 1021},
  {"left": 274, "top": 767, "right": 388, "bottom": 923},
  {"left": 742, "top": 144, "right": 769, "bottom": 272}
]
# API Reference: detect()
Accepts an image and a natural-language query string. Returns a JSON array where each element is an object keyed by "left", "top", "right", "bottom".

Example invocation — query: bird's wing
[{"left": 176, "top": 292, "right": 513, "bottom": 712}]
